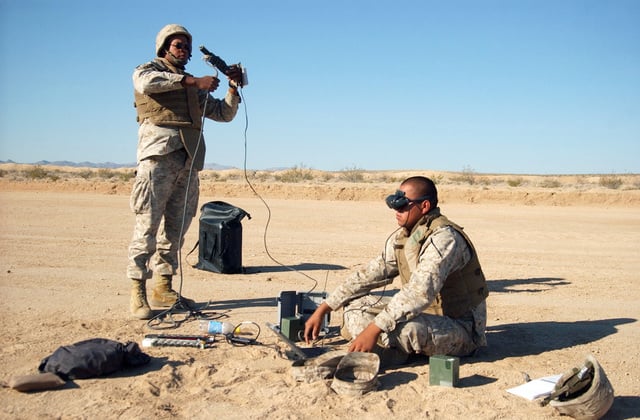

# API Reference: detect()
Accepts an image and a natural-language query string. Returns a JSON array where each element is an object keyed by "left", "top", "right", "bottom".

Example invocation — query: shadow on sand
[
  {"left": 480, "top": 317, "right": 637, "bottom": 419},
  {"left": 480, "top": 318, "right": 636, "bottom": 362},
  {"left": 243, "top": 262, "right": 346, "bottom": 274},
  {"left": 489, "top": 277, "right": 570, "bottom": 293}
]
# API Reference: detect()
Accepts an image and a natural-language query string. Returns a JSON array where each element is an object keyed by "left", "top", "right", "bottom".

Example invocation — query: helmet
[
  {"left": 155, "top": 24, "right": 192, "bottom": 57},
  {"left": 549, "top": 354, "right": 614, "bottom": 419}
]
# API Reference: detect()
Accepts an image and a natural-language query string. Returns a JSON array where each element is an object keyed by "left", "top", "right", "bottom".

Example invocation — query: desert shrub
[
  {"left": 371, "top": 173, "right": 398, "bottom": 183},
  {"left": 24, "top": 166, "right": 49, "bottom": 179},
  {"left": 224, "top": 172, "right": 242, "bottom": 181},
  {"left": 97, "top": 168, "right": 116, "bottom": 179},
  {"left": 253, "top": 171, "right": 270, "bottom": 182},
  {"left": 430, "top": 174, "right": 444, "bottom": 185},
  {"left": 540, "top": 178, "right": 561, "bottom": 188},
  {"left": 320, "top": 172, "right": 333, "bottom": 182},
  {"left": 206, "top": 172, "right": 221, "bottom": 181},
  {"left": 24, "top": 166, "right": 62, "bottom": 181},
  {"left": 338, "top": 166, "right": 365, "bottom": 183},
  {"left": 118, "top": 171, "right": 135, "bottom": 182},
  {"left": 275, "top": 165, "right": 314, "bottom": 183},
  {"left": 241, "top": 170, "right": 269, "bottom": 182},
  {"left": 507, "top": 177, "right": 523, "bottom": 187},
  {"left": 0, "top": 169, "right": 5, "bottom": 178},
  {"left": 375, "top": 174, "right": 392, "bottom": 183},
  {"left": 78, "top": 169, "right": 93, "bottom": 179},
  {"left": 599, "top": 174, "right": 622, "bottom": 190},
  {"left": 450, "top": 166, "right": 476, "bottom": 185}
]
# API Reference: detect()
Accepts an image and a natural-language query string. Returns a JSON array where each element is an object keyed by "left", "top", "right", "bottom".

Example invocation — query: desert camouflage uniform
[
  {"left": 126, "top": 60, "right": 239, "bottom": 280},
  {"left": 325, "top": 221, "right": 487, "bottom": 358}
]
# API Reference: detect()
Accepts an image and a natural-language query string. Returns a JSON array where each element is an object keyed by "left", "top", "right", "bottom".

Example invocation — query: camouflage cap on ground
[
  {"left": 291, "top": 351, "right": 347, "bottom": 383},
  {"left": 330, "top": 352, "right": 380, "bottom": 396}
]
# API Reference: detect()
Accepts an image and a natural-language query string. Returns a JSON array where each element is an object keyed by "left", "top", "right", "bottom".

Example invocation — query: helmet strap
[{"left": 166, "top": 50, "right": 189, "bottom": 68}]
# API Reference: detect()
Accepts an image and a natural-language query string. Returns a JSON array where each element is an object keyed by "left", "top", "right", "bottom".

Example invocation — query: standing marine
[{"left": 127, "top": 24, "right": 242, "bottom": 319}]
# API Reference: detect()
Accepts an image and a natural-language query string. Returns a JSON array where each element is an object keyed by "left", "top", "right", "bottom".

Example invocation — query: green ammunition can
[
  {"left": 429, "top": 355, "right": 460, "bottom": 387},
  {"left": 281, "top": 316, "right": 304, "bottom": 342}
]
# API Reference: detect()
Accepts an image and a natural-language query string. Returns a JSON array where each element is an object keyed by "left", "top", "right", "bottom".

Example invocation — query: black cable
[
  {"left": 148, "top": 74, "right": 329, "bottom": 328},
  {"left": 237, "top": 88, "right": 320, "bottom": 293},
  {"left": 225, "top": 321, "right": 261, "bottom": 346},
  {"left": 340, "top": 227, "right": 401, "bottom": 328},
  {"left": 147, "top": 92, "right": 211, "bottom": 329}
]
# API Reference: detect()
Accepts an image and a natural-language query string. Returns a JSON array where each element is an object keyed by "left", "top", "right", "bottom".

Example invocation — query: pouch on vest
[{"left": 194, "top": 201, "right": 251, "bottom": 274}]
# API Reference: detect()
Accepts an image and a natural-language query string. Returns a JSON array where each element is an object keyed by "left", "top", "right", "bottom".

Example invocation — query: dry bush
[
  {"left": 275, "top": 165, "right": 315, "bottom": 183},
  {"left": 540, "top": 178, "right": 561, "bottom": 188},
  {"left": 338, "top": 166, "right": 365, "bottom": 183},
  {"left": 599, "top": 174, "right": 623, "bottom": 190},
  {"left": 507, "top": 177, "right": 524, "bottom": 187},
  {"left": 450, "top": 166, "right": 476, "bottom": 185}
]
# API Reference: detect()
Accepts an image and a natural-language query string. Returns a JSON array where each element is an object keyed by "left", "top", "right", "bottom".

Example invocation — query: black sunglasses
[{"left": 169, "top": 42, "right": 191, "bottom": 51}]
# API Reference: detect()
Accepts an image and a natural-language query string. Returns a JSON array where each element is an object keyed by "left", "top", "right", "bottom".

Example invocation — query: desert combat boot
[
  {"left": 150, "top": 274, "right": 195, "bottom": 308},
  {"left": 130, "top": 279, "right": 153, "bottom": 319}
]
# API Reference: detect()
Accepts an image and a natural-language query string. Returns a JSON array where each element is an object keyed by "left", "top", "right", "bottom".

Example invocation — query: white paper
[{"left": 506, "top": 374, "right": 563, "bottom": 401}]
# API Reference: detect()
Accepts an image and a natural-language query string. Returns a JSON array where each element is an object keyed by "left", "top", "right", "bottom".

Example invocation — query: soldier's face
[
  {"left": 394, "top": 184, "right": 430, "bottom": 230},
  {"left": 165, "top": 35, "right": 191, "bottom": 65}
]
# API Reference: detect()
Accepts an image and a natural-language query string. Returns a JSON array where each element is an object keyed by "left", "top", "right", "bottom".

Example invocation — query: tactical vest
[
  {"left": 394, "top": 209, "right": 488, "bottom": 318},
  {"left": 133, "top": 58, "right": 202, "bottom": 130}
]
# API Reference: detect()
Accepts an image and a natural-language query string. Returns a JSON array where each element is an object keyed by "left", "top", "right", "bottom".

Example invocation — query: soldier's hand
[
  {"left": 303, "top": 302, "right": 332, "bottom": 344},
  {"left": 226, "top": 64, "right": 243, "bottom": 87},
  {"left": 195, "top": 75, "right": 219, "bottom": 91},
  {"left": 348, "top": 323, "right": 382, "bottom": 353}
]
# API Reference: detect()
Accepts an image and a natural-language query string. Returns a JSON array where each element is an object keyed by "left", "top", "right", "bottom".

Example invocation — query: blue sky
[{"left": 0, "top": 0, "right": 638, "bottom": 174}]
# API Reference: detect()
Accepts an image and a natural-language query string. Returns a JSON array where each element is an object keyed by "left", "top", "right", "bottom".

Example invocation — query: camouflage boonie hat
[
  {"left": 291, "top": 351, "right": 346, "bottom": 383},
  {"left": 331, "top": 352, "right": 380, "bottom": 396}
]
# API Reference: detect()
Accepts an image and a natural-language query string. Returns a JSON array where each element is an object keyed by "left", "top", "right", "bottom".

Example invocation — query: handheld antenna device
[{"left": 200, "top": 45, "right": 248, "bottom": 86}]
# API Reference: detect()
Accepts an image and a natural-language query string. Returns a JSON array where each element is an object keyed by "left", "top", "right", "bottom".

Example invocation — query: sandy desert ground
[{"left": 0, "top": 165, "right": 639, "bottom": 419}]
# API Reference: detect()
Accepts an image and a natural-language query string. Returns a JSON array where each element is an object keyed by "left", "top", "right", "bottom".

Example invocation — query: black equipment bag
[
  {"left": 194, "top": 201, "right": 251, "bottom": 274},
  {"left": 38, "top": 338, "right": 150, "bottom": 380}
]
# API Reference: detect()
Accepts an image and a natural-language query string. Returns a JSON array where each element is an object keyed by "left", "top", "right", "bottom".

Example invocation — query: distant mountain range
[{"left": 0, "top": 160, "right": 236, "bottom": 170}]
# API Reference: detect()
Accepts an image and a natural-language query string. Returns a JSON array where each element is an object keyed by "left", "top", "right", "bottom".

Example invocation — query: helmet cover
[
  {"left": 549, "top": 354, "right": 614, "bottom": 419},
  {"left": 155, "top": 24, "right": 192, "bottom": 57}
]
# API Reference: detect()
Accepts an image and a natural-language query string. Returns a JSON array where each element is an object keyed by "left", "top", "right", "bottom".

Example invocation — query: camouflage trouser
[
  {"left": 126, "top": 149, "right": 200, "bottom": 280},
  {"left": 342, "top": 295, "right": 478, "bottom": 357}
]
